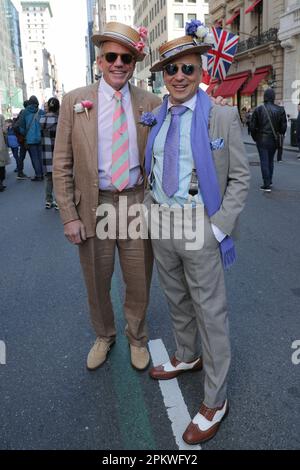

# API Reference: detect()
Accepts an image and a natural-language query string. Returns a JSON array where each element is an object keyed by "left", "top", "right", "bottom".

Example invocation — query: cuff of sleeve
[{"left": 211, "top": 223, "right": 227, "bottom": 243}]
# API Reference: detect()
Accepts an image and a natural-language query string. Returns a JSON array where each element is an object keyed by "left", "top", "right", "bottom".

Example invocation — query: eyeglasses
[
  {"left": 103, "top": 52, "right": 134, "bottom": 65},
  {"left": 163, "top": 63, "right": 201, "bottom": 76}
]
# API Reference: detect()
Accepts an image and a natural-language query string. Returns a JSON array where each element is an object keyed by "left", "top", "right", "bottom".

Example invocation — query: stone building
[
  {"left": 278, "top": 0, "right": 300, "bottom": 118},
  {"left": 208, "top": 0, "right": 285, "bottom": 112}
]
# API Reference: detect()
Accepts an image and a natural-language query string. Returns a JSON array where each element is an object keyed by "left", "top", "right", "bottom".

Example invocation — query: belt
[{"left": 99, "top": 184, "right": 144, "bottom": 195}]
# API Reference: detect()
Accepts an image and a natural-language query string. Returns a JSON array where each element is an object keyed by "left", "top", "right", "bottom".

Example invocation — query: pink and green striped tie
[{"left": 111, "top": 90, "right": 129, "bottom": 191}]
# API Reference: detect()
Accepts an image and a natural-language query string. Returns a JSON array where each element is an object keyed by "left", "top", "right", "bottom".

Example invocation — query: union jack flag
[{"left": 207, "top": 28, "right": 239, "bottom": 81}]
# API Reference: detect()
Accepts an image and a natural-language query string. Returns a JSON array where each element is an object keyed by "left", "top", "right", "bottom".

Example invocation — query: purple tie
[{"left": 162, "top": 105, "right": 188, "bottom": 197}]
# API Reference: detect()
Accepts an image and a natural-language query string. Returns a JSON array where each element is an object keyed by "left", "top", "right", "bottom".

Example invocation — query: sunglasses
[
  {"left": 163, "top": 63, "right": 201, "bottom": 76},
  {"left": 103, "top": 52, "right": 134, "bottom": 65}
]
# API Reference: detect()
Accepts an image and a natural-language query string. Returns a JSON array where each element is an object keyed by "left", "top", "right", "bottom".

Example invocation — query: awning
[
  {"left": 206, "top": 79, "right": 219, "bottom": 96},
  {"left": 226, "top": 10, "right": 240, "bottom": 25},
  {"left": 240, "top": 66, "right": 271, "bottom": 95},
  {"left": 245, "top": 0, "right": 262, "bottom": 14},
  {"left": 214, "top": 71, "right": 250, "bottom": 98}
]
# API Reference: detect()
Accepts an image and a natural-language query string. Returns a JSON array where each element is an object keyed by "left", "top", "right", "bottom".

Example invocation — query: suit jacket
[
  {"left": 208, "top": 105, "right": 250, "bottom": 236},
  {"left": 148, "top": 103, "right": 250, "bottom": 237},
  {"left": 53, "top": 81, "right": 161, "bottom": 238}
]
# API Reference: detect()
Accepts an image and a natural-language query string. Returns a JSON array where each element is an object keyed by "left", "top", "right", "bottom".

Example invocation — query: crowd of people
[{"left": 0, "top": 95, "right": 60, "bottom": 209}]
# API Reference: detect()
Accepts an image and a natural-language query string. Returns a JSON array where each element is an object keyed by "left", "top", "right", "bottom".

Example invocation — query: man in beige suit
[
  {"left": 53, "top": 23, "right": 160, "bottom": 371},
  {"left": 144, "top": 28, "right": 250, "bottom": 444}
]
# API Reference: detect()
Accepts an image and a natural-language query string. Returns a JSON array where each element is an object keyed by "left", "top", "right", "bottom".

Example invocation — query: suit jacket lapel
[
  {"left": 80, "top": 81, "right": 98, "bottom": 171},
  {"left": 130, "top": 84, "right": 147, "bottom": 166}
]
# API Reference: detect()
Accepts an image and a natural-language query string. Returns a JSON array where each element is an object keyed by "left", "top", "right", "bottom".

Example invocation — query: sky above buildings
[{"left": 13, "top": 0, "right": 88, "bottom": 92}]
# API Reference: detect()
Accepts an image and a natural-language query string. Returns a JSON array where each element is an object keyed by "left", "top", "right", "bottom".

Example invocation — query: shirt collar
[
  {"left": 167, "top": 93, "right": 197, "bottom": 112},
  {"left": 99, "top": 77, "right": 129, "bottom": 101}
]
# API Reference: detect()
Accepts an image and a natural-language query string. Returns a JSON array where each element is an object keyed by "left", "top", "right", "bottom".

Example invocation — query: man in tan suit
[{"left": 53, "top": 23, "right": 160, "bottom": 371}]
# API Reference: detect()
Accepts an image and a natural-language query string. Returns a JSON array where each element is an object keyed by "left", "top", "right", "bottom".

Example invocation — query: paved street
[{"left": 0, "top": 143, "right": 300, "bottom": 450}]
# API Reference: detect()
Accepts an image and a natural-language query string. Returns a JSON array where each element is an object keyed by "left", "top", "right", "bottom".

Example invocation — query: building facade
[
  {"left": 208, "top": 0, "right": 285, "bottom": 112},
  {"left": 134, "top": 0, "right": 209, "bottom": 91},
  {"left": 278, "top": 0, "right": 300, "bottom": 118},
  {"left": 0, "top": 0, "right": 25, "bottom": 116},
  {"left": 20, "top": 0, "right": 57, "bottom": 104},
  {"left": 86, "top": 0, "right": 97, "bottom": 84},
  {"left": 95, "top": 0, "right": 134, "bottom": 34}
]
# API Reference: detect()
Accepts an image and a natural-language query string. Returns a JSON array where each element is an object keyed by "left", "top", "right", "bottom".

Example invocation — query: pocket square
[{"left": 210, "top": 138, "right": 224, "bottom": 151}]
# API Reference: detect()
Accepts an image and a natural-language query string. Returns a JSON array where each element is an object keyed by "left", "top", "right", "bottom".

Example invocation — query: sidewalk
[{"left": 242, "top": 127, "right": 299, "bottom": 153}]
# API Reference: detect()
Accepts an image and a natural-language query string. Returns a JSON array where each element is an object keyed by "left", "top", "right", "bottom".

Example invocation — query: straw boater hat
[
  {"left": 150, "top": 21, "right": 214, "bottom": 72},
  {"left": 91, "top": 22, "right": 148, "bottom": 62}
]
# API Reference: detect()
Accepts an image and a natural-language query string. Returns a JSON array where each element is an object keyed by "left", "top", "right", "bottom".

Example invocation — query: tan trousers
[{"left": 79, "top": 185, "right": 153, "bottom": 347}]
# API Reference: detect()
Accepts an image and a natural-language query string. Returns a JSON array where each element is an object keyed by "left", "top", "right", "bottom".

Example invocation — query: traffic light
[{"left": 147, "top": 72, "right": 155, "bottom": 89}]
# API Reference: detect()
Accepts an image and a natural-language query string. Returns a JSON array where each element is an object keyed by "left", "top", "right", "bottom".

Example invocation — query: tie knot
[
  {"left": 170, "top": 105, "right": 188, "bottom": 116},
  {"left": 114, "top": 91, "right": 122, "bottom": 101}
]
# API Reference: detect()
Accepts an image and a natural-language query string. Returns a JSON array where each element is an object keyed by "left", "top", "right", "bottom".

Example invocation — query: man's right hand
[{"left": 64, "top": 220, "right": 87, "bottom": 245}]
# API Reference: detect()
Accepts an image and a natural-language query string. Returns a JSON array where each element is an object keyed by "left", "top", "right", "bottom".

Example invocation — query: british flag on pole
[{"left": 207, "top": 27, "right": 239, "bottom": 81}]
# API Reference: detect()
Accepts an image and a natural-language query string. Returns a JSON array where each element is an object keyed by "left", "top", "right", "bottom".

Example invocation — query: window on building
[
  {"left": 174, "top": 13, "right": 184, "bottom": 28},
  {"left": 188, "top": 0, "right": 196, "bottom": 3},
  {"left": 110, "top": 4, "right": 116, "bottom": 9},
  {"left": 164, "top": 16, "right": 166, "bottom": 30},
  {"left": 188, "top": 14, "right": 196, "bottom": 21},
  {"left": 231, "top": 14, "right": 240, "bottom": 35},
  {"left": 110, "top": 16, "right": 117, "bottom": 20},
  {"left": 174, "top": 0, "right": 183, "bottom": 2}
]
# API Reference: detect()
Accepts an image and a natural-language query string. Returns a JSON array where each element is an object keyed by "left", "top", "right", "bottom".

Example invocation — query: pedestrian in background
[
  {"left": 240, "top": 106, "right": 247, "bottom": 127},
  {"left": 245, "top": 108, "right": 252, "bottom": 135},
  {"left": 250, "top": 88, "right": 287, "bottom": 192},
  {"left": 5, "top": 119, "right": 28, "bottom": 180},
  {"left": 13, "top": 100, "right": 30, "bottom": 179},
  {"left": 18, "top": 95, "right": 45, "bottom": 181},
  {"left": 40, "top": 97, "right": 60, "bottom": 210},
  {"left": 0, "top": 114, "right": 11, "bottom": 192}
]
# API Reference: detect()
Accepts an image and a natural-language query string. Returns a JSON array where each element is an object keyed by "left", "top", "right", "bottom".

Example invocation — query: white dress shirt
[{"left": 98, "top": 78, "right": 141, "bottom": 190}]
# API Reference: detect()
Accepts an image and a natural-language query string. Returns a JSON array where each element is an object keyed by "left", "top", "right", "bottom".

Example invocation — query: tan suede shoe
[
  {"left": 87, "top": 338, "right": 114, "bottom": 370},
  {"left": 130, "top": 345, "right": 150, "bottom": 370}
]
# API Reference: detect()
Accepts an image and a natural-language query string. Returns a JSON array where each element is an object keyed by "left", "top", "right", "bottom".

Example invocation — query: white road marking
[{"left": 148, "top": 339, "right": 201, "bottom": 451}]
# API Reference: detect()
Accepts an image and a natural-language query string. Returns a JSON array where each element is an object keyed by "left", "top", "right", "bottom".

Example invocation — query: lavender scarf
[{"left": 145, "top": 88, "right": 236, "bottom": 269}]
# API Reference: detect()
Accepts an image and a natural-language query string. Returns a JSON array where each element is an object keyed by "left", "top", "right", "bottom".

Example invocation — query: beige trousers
[{"left": 79, "top": 185, "right": 153, "bottom": 347}]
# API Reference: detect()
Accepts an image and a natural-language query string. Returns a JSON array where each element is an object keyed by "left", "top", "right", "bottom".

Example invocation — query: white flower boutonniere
[{"left": 73, "top": 100, "right": 93, "bottom": 120}]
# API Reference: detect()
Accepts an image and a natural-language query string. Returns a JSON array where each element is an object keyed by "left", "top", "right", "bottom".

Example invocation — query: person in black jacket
[
  {"left": 250, "top": 88, "right": 287, "bottom": 192},
  {"left": 297, "top": 103, "right": 300, "bottom": 159}
]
